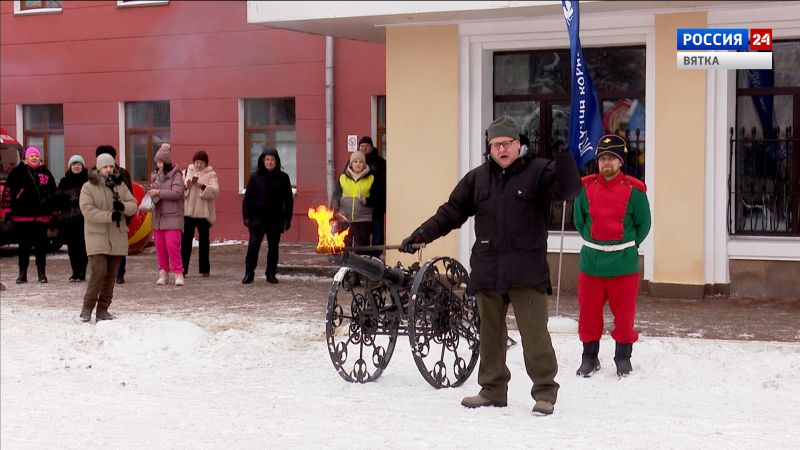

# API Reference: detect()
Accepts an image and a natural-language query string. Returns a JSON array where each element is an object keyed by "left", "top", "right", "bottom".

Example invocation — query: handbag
[{"left": 138, "top": 194, "right": 154, "bottom": 212}]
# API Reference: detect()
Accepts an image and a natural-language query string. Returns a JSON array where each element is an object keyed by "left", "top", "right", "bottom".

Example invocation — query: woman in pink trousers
[{"left": 148, "top": 144, "right": 185, "bottom": 286}]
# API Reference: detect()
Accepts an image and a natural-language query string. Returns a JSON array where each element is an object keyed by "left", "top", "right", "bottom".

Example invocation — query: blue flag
[{"left": 562, "top": 0, "right": 603, "bottom": 168}]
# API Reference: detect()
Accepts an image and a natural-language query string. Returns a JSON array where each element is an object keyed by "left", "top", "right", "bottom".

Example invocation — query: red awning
[{"left": 0, "top": 128, "right": 22, "bottom": 146}]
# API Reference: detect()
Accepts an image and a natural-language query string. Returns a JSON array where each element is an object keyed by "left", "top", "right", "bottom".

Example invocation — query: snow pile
[{"left": 1, "top": 305, "right": 798, "bottom": 449}]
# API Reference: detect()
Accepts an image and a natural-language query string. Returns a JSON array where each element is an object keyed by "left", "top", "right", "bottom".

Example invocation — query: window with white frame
[
  {"left": 116, "top": 0, "right": 169, "bottom": 7},
  {"left": 243, "top": 98, "right": 296, "bottom": 186},
  {"left": 730, "top": 39, "right": 800, "bottom": 236},
  {"left": 493, "top": 45, "right": 646, "bottom": 231},
  {"left": 124, "top": 101, "right": 170, "bottom": 182},
  {"left": 23, "top": 104, "right": 64, "bottom": 174},
  {"left": 15, "top": 0, "right": 61, "bottom": 14}
]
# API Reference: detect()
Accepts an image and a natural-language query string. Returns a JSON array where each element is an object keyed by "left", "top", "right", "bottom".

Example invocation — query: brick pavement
[{"left": 1, "top": 242, "right": 797, "bottom": 342}]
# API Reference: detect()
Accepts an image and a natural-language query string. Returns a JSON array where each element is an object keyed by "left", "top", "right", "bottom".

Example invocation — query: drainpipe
[{"left": 325, "top": 36, "right": 335, "bottom": 204}]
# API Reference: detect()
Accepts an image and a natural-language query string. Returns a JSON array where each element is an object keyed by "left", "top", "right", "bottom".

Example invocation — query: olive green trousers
[{"left": 476, "top": 287, "right": 559, "bottom": 404}]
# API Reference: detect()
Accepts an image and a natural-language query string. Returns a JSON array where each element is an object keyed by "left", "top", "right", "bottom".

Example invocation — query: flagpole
[{"left": 556, "top": 200, "right": 567, "bottom": 316}]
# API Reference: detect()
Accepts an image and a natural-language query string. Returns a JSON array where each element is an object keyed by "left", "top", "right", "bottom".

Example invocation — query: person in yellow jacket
[{"left": 332, "top": 151, "right": 375, "bottom": 253}]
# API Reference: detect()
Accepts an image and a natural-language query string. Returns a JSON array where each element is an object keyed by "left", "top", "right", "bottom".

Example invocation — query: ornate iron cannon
[{"left": 326, "top": 252, "right": 480, "bottom": 388}]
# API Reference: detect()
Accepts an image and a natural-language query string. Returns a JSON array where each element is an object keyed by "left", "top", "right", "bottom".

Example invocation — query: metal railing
[{"left": 728, "top": 126, "right": 798, "bottom": 236}]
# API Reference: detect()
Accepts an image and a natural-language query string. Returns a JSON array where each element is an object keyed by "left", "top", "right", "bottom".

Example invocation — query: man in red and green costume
[{"left": 573, "top": 134, "right": 651, "bottom": 378}]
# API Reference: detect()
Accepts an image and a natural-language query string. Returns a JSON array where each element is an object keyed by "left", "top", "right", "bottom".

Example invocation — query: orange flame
[{"left": 307, "top": 204, "right": 350, "bottom": 254}]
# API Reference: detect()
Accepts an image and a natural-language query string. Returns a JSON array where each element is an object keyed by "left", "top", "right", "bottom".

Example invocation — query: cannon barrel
[{"left": 341, "top": 252, "right": 407, "bottom": 285}]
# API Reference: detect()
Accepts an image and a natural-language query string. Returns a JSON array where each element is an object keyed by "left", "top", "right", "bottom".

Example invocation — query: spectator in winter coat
[
  {"left": 55, "top": 154, "right": 89, "bottom": 282},
  {"left": 148, "top": 146, "right": 185, "bottom": 286},
  {"left": 358, "top": 136, "right": 386, "bottom": 259},
  {"left": 332, "top": 151, "right": 374, "bottom": 254},
  {"left": 78, "top": 153, "right": 137, "bottom": 321},
  {"left": 181, "top": 150, "right": 219, "bottom": 278},
  {"left": 94, "top": 145, "right": 133, "bottom": 285},
  {"left": 241, "top": 148, "right": 293, "bottom": 284},
  {"left": 1, "top": 146, "right": 57, "bottom": 283},
  {"left": 399, "top": 116, "right": 581, "bottom": 416}
]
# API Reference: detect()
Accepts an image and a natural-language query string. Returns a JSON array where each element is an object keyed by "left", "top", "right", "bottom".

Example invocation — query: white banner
[{"left": 676, "top": 51, "right": 772, "bottom": 70}]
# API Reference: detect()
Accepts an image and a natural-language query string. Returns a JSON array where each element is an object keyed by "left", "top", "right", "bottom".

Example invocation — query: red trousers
[{"left": 577, "top": 272, "right": 640, "bottom": 344}]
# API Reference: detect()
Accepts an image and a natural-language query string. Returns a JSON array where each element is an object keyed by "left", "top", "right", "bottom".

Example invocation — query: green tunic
[{"left": 573, "top": 174, "right": 651, "bottom": 277}]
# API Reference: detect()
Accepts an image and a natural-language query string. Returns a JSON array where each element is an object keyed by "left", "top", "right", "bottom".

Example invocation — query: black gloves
[
  {"left": 400, "top": 231, "right": 424, "bottom": 254},
  {"left": 113, "top": 200, "right": 125, "bottom": 212},
  {"left": 243, "top": 218, "right": 251, "bottom": 228},
  {"left": 111, "top": 211, "right": 122, "bottom": 223},
  {"left": 283, "top": 220, "right": 291, "bottom": 232}
]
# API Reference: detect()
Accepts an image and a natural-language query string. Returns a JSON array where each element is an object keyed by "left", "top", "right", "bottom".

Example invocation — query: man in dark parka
[
  {"left": 241, "top": 149, "right": 294, "bottom": 284},
  {"left": 400, "top": 116, "right": 581, "bottom": 416}
]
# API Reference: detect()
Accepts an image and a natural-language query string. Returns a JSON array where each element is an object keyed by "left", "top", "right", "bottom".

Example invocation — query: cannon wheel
[
  {"left": 326, "top": 267, "right": 399, "bottom": 383},
  {"left": 408, "top": 257, "right": 480, "bottom": 388}
]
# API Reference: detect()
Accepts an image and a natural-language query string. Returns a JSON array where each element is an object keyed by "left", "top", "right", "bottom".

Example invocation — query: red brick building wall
[{"left": 0, "top": 0, "right": 385, "bottom": 242}]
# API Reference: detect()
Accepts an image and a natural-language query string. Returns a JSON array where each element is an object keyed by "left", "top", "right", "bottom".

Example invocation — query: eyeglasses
[{"left": 489, "top": 139, "right": 517, "bottom": 151}]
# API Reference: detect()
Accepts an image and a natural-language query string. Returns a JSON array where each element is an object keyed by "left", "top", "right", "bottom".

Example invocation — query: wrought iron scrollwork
[{"left": 326, "top": 255, "right": 480, "bottom": 388}]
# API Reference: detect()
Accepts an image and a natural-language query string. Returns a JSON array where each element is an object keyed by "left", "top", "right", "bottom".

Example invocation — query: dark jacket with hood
[
  {"left": 1, "top": 161, "right": 57, "bottom": 222},
  {"left": 242, "top": 149, "right": 294, "bottom": 232},
  {"left": 55, "top": 168, "right": 89, "bottom": 226},
  {"left": 413, "top": 150, "right": 581, "bottom": 294}
]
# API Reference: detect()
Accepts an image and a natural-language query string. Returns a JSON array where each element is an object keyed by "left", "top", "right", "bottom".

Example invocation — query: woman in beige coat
[
  {"left": 181, "top": 150, "right": 219, "bottom": 277},
  {"left": 78, "top": 153, "right": 137, "bottom": 322}
]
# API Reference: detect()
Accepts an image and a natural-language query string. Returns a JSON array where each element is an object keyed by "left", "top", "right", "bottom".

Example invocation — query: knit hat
[
  {"left": 155, "top": 146, "right": 172, "bottom": 164},
  {"left": 95, "top": 145, "right": 117, "bottom": 158},
  {"left": 487, "top": 116, "right": 520, "bottom": 141},
  {"left": 67, "top": 154, "right": 86, "bottom": 168},
  {"left": 358, "top": 136, "right": 374, "bottom": 148},
  {"left": 96, "top": 153, "right": 115, "bottom": 169},
  {"left": 349, "top": 150, "right": 366, "bottom": 164},
  {"left": 25, "top": 146, "right": 41, "bottom": 159},
  {"left": 192, "top": 150, "right": 209, "bottom": 165},
  {"left": 595, "top": 134, "right": 627, "bottom": 162}
]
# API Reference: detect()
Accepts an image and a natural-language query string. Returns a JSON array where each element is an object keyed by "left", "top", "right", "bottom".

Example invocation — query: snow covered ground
[{"left": 1, "top": 304, "right": 798, "bottom": 449}]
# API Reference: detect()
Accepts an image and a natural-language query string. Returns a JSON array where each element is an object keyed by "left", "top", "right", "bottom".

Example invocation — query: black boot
[
  {"left": 79, "top": 298, "right": 96, "bottom": 322},
  {"left": 241, "top": 272, "right": 255, "bottom": 284},
  {"left": 576, "top": 340, "right": 601, "bottom": 377},
  {"left": 16, "top": 262, "right": 28, "bottom": 284},
  {"left": 266, "top": 274, "right": 279, "bottom": 284},
  {"left": 96, "top": 305, "right": 115, "bottom": 321},
  {"left": 37, "top": 266, "right": 47, "bottom": 283},
  {"left": 614, "top": 342, "right": 633, "bottom": 377}
]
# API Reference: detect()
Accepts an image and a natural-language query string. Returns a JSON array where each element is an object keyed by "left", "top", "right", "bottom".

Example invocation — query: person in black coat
[
  {"left": 241, "top": 148, "right": 294, "bottom": 284},
  {"left": 55, "top": 155, "right": 90, "bottom": 282},
  {"left": 399, "top": 116, "right": 581, "bottom": 416},
  {"left": 0, "top": 146, "right": 57, "bottom": 283},
  {"left": 358, "top": 136, "right": 386, "bottom": 258}
]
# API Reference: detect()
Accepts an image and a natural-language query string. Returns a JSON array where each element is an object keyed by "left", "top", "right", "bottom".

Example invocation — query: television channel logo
[{"left": 676, "top": 28, "right": 772, "bottom": 70}]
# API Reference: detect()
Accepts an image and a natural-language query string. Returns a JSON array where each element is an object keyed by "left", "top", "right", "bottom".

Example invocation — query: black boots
[
  {"left": 96, "top": 306, "right": 115, "bottom": 321},
  {"left": 16, "top": 262, "right": 28, "bottom": 284},
  {"left": 266, "top": 274, "right": 279, "bottom": 284},
  {"left": 614, "top": 342, "right": 633, "bottom": 377},
  {"left": 242, "top": 272, "right": 255, "bottom": 284},
  {"left": 80, "top": 299, "right": 96, "bottom": 322},
  {"left": 576, "top": 341, "right": 633, "bottom": 378},
  {"left": 37, "top": 266, "right": 47, "bottom": 283},
  {"left": 576, "top": 340, "right": 601, "bottom": 377}
]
